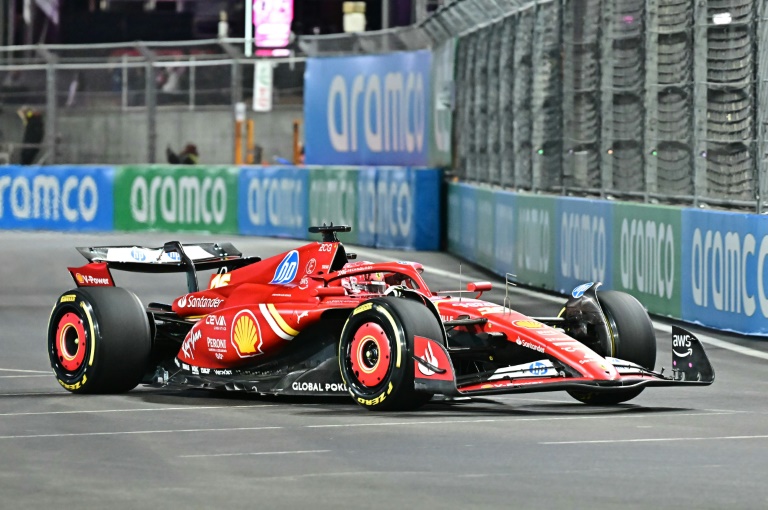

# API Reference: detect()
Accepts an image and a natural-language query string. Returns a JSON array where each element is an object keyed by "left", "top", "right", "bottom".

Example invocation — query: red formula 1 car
[{"left": 48, "top": 225, "right": 714, "bottom": 410}]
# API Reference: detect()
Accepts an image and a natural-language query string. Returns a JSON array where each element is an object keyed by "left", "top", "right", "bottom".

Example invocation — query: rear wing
[{"left": 70, "top": 241, "right": 260, "bottom": 292}]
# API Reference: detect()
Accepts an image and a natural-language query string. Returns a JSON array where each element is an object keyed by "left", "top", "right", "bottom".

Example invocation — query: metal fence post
[
  {"left": 599, "top": 0, "right": 615, "bottom": 193},
  {"left": 138, "top": 44, "right": 157, "bottom": 164},
  {"left": 643, "top": 0, "right": 659, "bottom": 199},
  {"left": 758, "top": 3, "right": 768, "bottom": 214},
  {"left": 41, "top": 47, "right": 57, "bottom": 165},
  {"left": 692, "top": 0, "right": 708, "bottom": 207}
]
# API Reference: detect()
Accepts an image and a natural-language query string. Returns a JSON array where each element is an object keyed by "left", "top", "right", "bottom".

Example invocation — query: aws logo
[{"left": 231, "top": 310, "right": 263, "bottom": 358}]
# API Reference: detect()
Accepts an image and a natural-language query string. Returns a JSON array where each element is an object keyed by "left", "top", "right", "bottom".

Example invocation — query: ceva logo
[
  {"left": 271, "top": 250, "right": 299, "bottom": 284},
  {"left": 0, "top": 174, "right": 99, "bottom": 222}
]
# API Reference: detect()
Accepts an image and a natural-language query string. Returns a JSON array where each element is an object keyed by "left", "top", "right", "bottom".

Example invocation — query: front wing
[{"left": 415, "top": 325, "right": 715, "bottom": 398}]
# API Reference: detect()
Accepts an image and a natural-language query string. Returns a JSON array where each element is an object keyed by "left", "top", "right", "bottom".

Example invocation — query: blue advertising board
[
  {"left": 304, "top": 51, "right": 432, "bottom": 166},
  {"left": 0, "top": 165, "right": 113, "bottom": 231},
  {"left": 446, "top": 182, "right": 477, "bottom": 261},
  {"left": 361, "top": 167, "right": 441, "bottom": 250},
  {"left": 238, "top": 166, "right": 309, "bottom": 239},
  {"left": 493, "top": 190, "right": 516, "bottom": 276},
  {"left": 555, "top": 197, "right": 613, "bottom": 294},
  {"left": 682, "top": 208, "right": 768, "bottom": 335}
]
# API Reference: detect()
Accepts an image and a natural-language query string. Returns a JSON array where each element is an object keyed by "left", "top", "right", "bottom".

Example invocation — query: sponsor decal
[
  {"left": 177, "top": 294, "right": 223, "bottom": 309},
  {"left": 513, "top": 320, "right": 544, "bottom": 329},
  {"left": 58, "top": 376, "right": 87, "bottom": 391},
  {"left": 515, "top": 337, "right": 545, "bottom": 354},
  {"left": 271, "top": 250, "right": 299, "bottom": 284},
  {"left": 673, "top": 333, "right": 692, "bottom": 357},
  {"left": 75, "top": 273, "right": 111, "bottom": 286},
  {"left": 204, "top": 314, "right": 226, "bottom": 330},
  {"left": 206, "top": 337, "right": 228, "bottom": 353},
  {"left": 191, "top": 366, "right": 199, "bottom": 375},
  {"left": 298, "top": 276, "right": 309, "bottom": 290},
  {"left": 213, "top": 369, "right": 232, "bottom": 376},
  {"left": 60, "top": 294, "right": 76, "bottom": 303},
  {"left": 291, "top": 382, "right": 348, "bottom": 392},
  {"left": 182, "top": 362, "right": 190, "bottom": 370},
  {"left": 200, "top": 367, "right": 211, "bottom": 374},
  {"left": 295, "top": 310, "right": 309, "bottom": 324},
  {"left": 209, "top": 273, "right": 231, "bottom": 289},
  {"left": 528, "top": 361, "right": 547, "bottom": 376},
  {"left": 130, "top": 248, "right": 146, "bottom": 262},
  {"left": 231, "top": 310, "right": 263, "bottom": 358},
  {"left": 571, "top": 282, "right": 594, "bottom": 299},
  {"left": 353, "top": 303, "right": 373, "bottom": 315},
  {"left": 181, "top": 329, "right": 201, "bottom": 359},
  {"left": 306, "top": 258, "right": 317, "bottom": 274},
  {"left": 417, "top": 341, "right": 439, "bottom": 376}
]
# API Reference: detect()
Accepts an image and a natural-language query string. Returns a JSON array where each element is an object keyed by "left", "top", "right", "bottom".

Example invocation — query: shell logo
[
  {"left": 513, "top": 320, "right": 544, "bottom": 329},
  {"left": 231, "top": 310, "right": 263, "bottom": 358},
  {"left": 75, "top": 273, "right": 85, "bottom": 284}
]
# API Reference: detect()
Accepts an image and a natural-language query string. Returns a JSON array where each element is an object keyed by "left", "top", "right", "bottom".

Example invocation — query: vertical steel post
[
  {"left": 692, "top": 0, "right": 708, "bottom": 207},
  {"left": 138, "top": 44, "right": 157, "bottom": 164},
  {"left": 599, "top": 0, "right": 615, "bottom": 194},
  {"left": 643, "top": 0, "right": 659, "bottom": 199},
  {"left": 45, "top": 61, "right": 57, "bottom": 164},
  {"left": 758, "top": 2, "right": 768, "bottom": 213}
]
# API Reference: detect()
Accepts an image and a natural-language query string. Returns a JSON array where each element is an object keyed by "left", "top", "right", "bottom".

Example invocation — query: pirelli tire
[
  {"left": 339, "top": 297, "right": 443, "bottom": 411},
  {"left": 48, "top": 287, "right": 152, "bottom": 394},
  {"left": 569, "top": 290, "right": 657, "bottom": 405}
]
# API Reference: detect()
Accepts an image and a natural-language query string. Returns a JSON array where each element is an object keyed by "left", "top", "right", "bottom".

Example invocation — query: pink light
[{"left": 254, "top": 0, "right": 294, "bottom": 49}]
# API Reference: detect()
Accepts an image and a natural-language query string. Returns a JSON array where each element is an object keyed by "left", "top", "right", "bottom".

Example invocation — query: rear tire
[
  {"left": 339, "top": 297, "right": 443, "bottom": 411},
  {"left": 48, "top": 287, "right": 152, "bottom": 394},
  {"left": 568, "top": 290, "right": 656, "bottom": 405}
]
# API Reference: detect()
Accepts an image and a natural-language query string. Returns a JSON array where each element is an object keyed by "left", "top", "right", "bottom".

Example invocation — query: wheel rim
[
  {"left": 55, "top": 312, "right": 87, "bottom": 372},
  {"left": 348, "top": 322, "right": 391, "bottom": 388}
]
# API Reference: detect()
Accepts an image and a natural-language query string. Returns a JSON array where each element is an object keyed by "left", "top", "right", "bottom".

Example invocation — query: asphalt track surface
[{"left": 3, "top": 231, "right": 768, "bottom": 509}]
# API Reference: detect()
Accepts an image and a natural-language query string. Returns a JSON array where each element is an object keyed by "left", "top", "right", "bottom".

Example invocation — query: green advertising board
[
  {"left": 307, "top": 167, "right": 359, "bottom": 244},
  {"left": 476, "top": 187, "right": 496, "bottom": 268},
  {"left": 114, "top": 165, "right": 239, "bottom": 233},
  {"left": 612, "top": 202, "right": 682, "bottom": 318},
  {"left": 430, "top": 38, "right": 455, "bottom": 168},
  {"left": 514, "top": 194, "right": 557, "bottom": 290}
]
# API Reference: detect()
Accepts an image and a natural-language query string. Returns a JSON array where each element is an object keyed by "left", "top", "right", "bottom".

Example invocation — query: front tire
[
  {"left": 339, "top": 297, "right": 443, "bottom": 411},
  {"left": 568, "top": 290, "right": 656, "bottom": 405},
  {"left": 48, "top": 287, "right": 152, "bottom": 394}
]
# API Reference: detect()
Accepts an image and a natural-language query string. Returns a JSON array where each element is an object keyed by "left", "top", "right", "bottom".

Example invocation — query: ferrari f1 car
[{"left": 48, "top": 224, "right": 714, "bottom": 410}]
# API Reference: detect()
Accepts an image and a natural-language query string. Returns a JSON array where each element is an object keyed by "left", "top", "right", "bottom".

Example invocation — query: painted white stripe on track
[
  {"left": 0, "top": 368, "right": 50, "bottom": 374},
  {"left": 0, "top": 412, "right": 735, "bottom": 440},
  {"left": 0, "top": 426, "right": 284, "bottom": 440},
  {"left": 0, "top": 404, "right": 276, "bottom": 417},
  {"left": 541, "top": 435, "right": 768, "bottom": 445},
  {"left": 352, "top": 247, "right": 768, "bottom": 361},
  {"left": 0, "top": 375, "right": 50, "bottom": 379},
  {"left": 180, "top": 449, "right": 330, "bottom": 458}
]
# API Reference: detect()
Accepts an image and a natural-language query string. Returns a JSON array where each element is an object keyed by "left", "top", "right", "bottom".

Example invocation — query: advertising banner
[
  {"left": 114, "top": 165, "right": 239, "bottom": 233},
  {"left": 308, "top": 166, "right": 360, "bottom": 245},
  {"left": 476, "top": 187, "right": 495, "bottom": 269},
  {"left": 0, "top": 165, "right": 113, "bottom": 231},
  {"left": 515, "top": 194, "right": 557, "bottom": 290},
  {"left": 682, "top": 208, "right": 768, "bottom": 335},
  {"left": 555, "top": 197, "right": 613, "bottom": 295},
  {"left": 612, "top": 203, "right": 682, "bottom": 318},
  {"left": 304, "top": 51, "right": 432, "bottom": 166},
  {"left": 493, "top": 190, "right": 516, "bottom": 276},
  {"left": 447, "top": 182, "right": 477, "bottom": 261},
  {"left": 238, "top": 166, "right": 309, "bottom": 238},
  {"left": 368, "top": 167, "right": 441, "bottom": 250},
  {"left": 430, "top": 39, "right": 455, "bottom": 168}
]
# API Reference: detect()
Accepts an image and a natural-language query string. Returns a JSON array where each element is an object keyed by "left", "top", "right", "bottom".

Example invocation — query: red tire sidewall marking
[
  {"left": 349, "top": 321, "right": 391, "bottom": 388},
  {"left": 56, "top": 312, "right": 87, "bottom": 372}
]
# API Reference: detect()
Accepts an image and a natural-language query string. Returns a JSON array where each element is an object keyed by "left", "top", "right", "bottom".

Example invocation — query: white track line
[
  {"left": 0, "top": 411, "right": 735, "bottom": 440},
  {"left": 353, "top": 247, "right": 768, "bottom": 361},
  {"left": 0, "top": 426, "right": 284, "bottom": 440},
  {"left": 180, "top": 449, "right": 330, "bottom": 459},
  {"left": 542, "top": 435, "right": 768, "bottom": 445},
  {"left": 0, "top": 368, "right": 50, "bottom": 374},
  {"left": 0, "top": 375, "right": 50, "bottom": 379},
  {"left": 0, "top": 404, "right": 276, "bottom": 417}
]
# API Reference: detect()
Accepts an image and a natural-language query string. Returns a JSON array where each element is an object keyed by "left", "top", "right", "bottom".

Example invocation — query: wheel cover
[
  {"left": 349, "top": 322, "right": 391, "bottom": 388},
  {"left": 55, "top": 312, "right": 87, "bottom": 372}
]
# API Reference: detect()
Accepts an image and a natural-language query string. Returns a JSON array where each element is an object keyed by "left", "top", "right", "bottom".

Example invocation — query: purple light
[
  {"left": 623, "top": 15, "right": 634, "bottom": 24},
  {"left": 254, "top": 0, "right": 294, "bottom": 50},
  {"left": 689, "top": 363, "right": 693, "bottom": 368}
]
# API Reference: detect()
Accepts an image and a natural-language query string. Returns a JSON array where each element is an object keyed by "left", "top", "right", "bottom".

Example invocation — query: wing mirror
[{"left": 467, "top": 281, "right": 492, "bottom": 298}]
